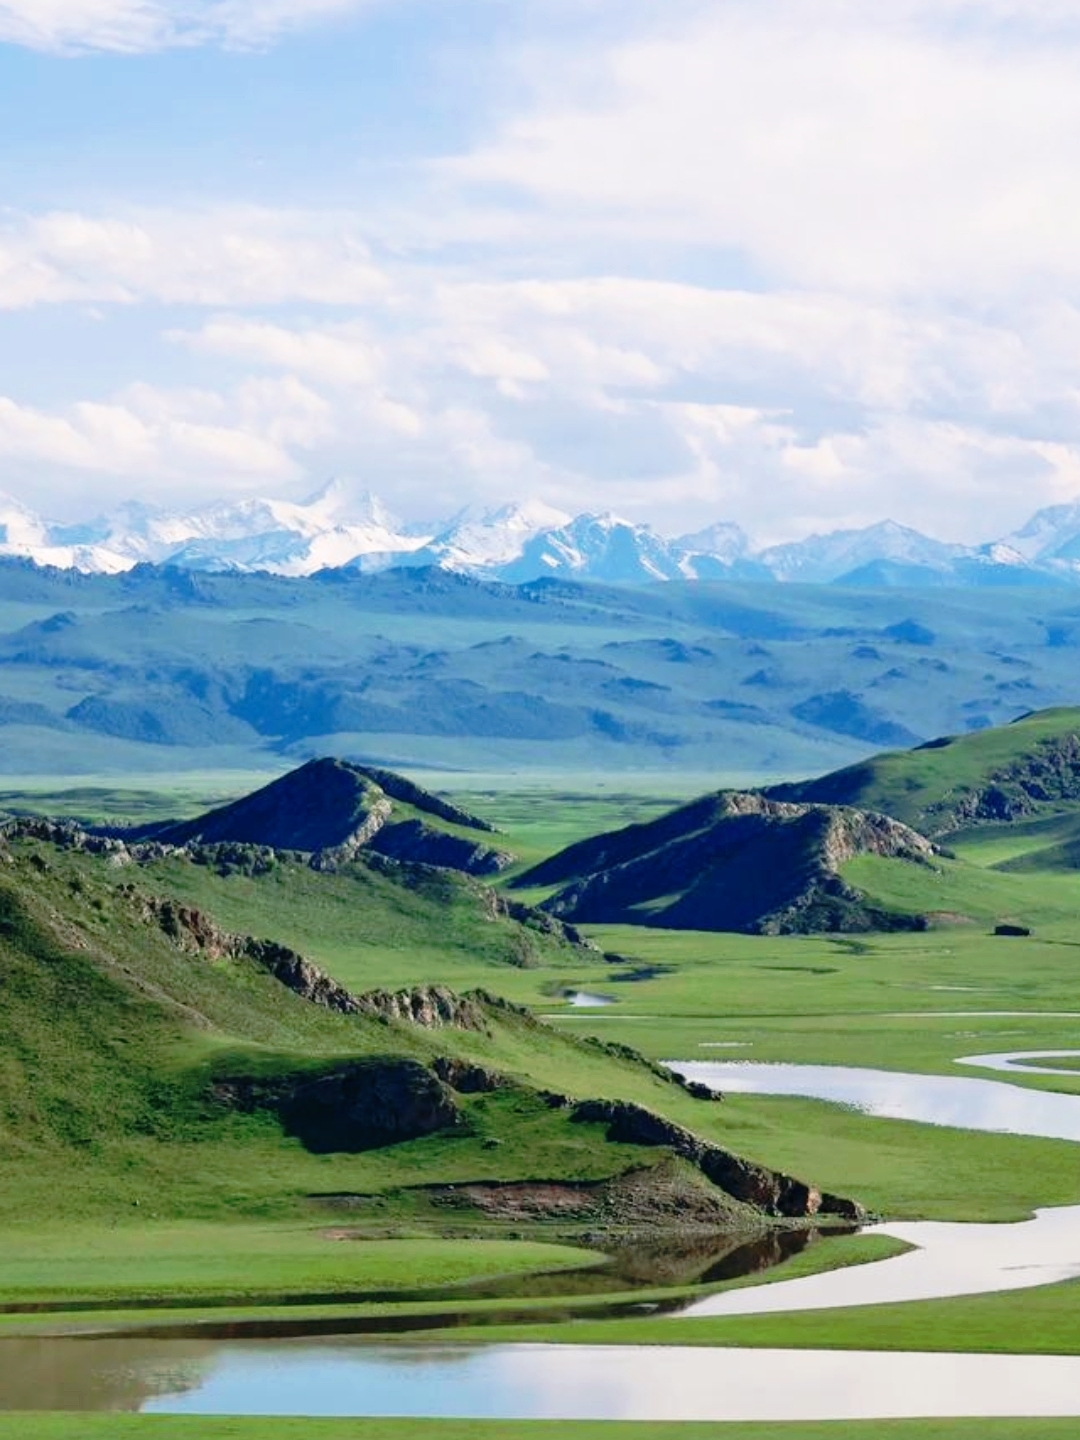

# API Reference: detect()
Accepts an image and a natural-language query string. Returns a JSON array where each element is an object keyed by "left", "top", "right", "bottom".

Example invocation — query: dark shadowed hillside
[
  {"left": 516, "top": 792, "right": 933, "bottom": 934},
  {"left": 136, "top": 758, "right": 514, "bottom": 875}
]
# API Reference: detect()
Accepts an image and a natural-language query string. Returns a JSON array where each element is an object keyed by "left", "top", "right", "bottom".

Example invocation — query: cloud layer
[
  {"left": 0, "top": 0, "right": 381, "bottom": 53},
  {"left": 3, "top": 1, "right": 1080, "bottom": 540}
]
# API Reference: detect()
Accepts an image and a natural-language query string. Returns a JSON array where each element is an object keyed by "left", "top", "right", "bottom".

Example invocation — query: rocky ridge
[
  {"left": 138, "top": 758, "right": 514, "bottom": 876},
  {"left": 522, "top": 791, "right": 934, "bottom": 934}
]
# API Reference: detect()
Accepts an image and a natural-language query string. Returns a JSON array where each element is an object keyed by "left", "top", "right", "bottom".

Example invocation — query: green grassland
[
  {"left": 461, "top": 1275, "right": 1080, "bottom": 1357},
  {"left": 0, "top": 1227, "right": 594, "bottom": 1308},
  {"left": 3, "top": 1420, "right": 1077, "bottom": 1440},
  {"left": 5, "top": 731, "right": 1080, "bottom": 1428}
]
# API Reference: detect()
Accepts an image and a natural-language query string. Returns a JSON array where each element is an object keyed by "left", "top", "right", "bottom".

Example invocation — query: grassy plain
[
  {"left": 2, "top": 1420, "right": 1077, "bottom": 1440},
  {"left": 0, "top": 1227, "right": 594, "bottom": 1308},
  {"left": 4, "top": 769, "right": 1080, "bottom": 1429},
  {"left": 459, "top": 1275, "right": 1080, "bottom": 1356}
]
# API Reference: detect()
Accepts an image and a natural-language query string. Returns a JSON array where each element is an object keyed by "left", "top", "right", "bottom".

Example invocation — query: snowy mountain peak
[
  {"left": 1000, "top": 502, "right": 1080, "bottom": 563},
  {"left": 758, "top": 519, "right": 966, "bottom": 584},
  {"left": 675, "top": 521, "right": 751, "bottom": 563},
  {"left": 2, "top": 488, "right": 1080, "bottom": 587},
  {"left": 410, "top": 498, "right": 574, "bottom": 572}
]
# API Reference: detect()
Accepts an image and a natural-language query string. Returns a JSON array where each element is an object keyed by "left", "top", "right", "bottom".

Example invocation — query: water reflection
[
  {"left": 67, "top": 1229, "right": 839, "bottom": 1342},
  {"left": 5, "top": 1338, "right": 1080, "bottom": 1421},
  {"left": 681, "top": 1203, "right": 1080, "bottom": 1316},
  {"left": 0, "top": 1336, "right": 211, "bottom": 1412}
]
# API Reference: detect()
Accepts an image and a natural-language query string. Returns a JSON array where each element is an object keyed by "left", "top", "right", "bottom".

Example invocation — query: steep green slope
[
  {"left": 766, "top": 707, "right": 1080, "bottom": 837},
  {"left": 514, "top": 792, "right": 933, "bottom": 934},
  {"left": 0, "top": 833, "right": 850, "bottom": 1229}
]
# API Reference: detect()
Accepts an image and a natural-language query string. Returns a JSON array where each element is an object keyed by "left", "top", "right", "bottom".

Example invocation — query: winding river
[{"left": 6, "top": 1048, "right": 1080, "bottom": 1422}]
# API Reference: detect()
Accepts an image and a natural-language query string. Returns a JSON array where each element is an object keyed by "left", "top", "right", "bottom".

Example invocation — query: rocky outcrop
[
  {"left": 130, "top": 895, "right": 515, "bottom": 1036},
  {"left": 432, "top": 1056, "right": 510, "bottom": 1093},
  {"left": 352, "top": 986, "right": 493, "bottom": 1032},
  {"left": 216, "top": 1058, "right": 461, "bottom": 1153},
  {"left": 925, "top": 732, "right": 1080, "bottom": 834},
  {"left": 571, "top": 1099, "right": 863, "bottom": 1220},
  {"left": 365, "top": 819, "right": 514, "bottom": 876},
  {"left": 348, "top": 766, "right": 500, "bottom": 834},
  {"left": 129, "top": 890, "right": 372, "bottom": 1016}
]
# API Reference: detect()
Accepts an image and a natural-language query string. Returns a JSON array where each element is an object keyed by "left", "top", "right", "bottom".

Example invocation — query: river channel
[{"left": 5, "top": 1050, "right": 1080, "bottom": 1421}]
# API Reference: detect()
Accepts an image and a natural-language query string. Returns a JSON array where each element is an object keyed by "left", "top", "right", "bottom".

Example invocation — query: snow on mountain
[
  {"left": 998, "top": 503, "right": 1080, "bottom": 565},
  {"left": 758, "top": 520, "right": 968, "bottom": 584},
  {"left": 405, "top": 499, "right": 573, "bottom": 573},
  {"left": 674, "top": 521, "right": 751, "bottom": 565},
  {"left": 498, "top": 512, "right": 695, "bottom": 584},
  {"left": 156, "top": 487, "right": 429, "bottom": 577},
  {"left": 0, "top": 483, "right": 430, "bottom": 576},
  {"left": 6, "top": 486, "right": 1080, "bottom": 586}
]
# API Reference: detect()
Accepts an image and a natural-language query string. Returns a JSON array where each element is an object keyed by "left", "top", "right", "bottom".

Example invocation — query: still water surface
[
  {"left": 7, "top": 1051, "right": 1080, "bottom": 1421},
  {"left": 669, "top": 1058, "right": 1080, "bottom": 1141},
  {"left": 6, "top": 1338, "right": 1080, "bottom": 1421}
]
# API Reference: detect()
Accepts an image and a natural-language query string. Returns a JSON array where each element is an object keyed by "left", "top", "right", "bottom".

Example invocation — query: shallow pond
[
  {"left": 5, "top": 1338, "right": 1080, "bottom": 1421},
  {"left": 565, "top": 991, "right": 616, "bottom": 1008}
]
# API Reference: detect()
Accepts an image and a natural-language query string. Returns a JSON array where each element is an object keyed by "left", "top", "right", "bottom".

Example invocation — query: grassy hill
[
  {"left": 767, "top": 707, "right": 1080, "bottom": 837},
  {"left": 132, "top": 758, "right": 514, "bottom": 876},
  {"left": 505, "top": 709, "right": 1080, "bottom": 935},
  {"left": 0, "top": 827, "right": 853, "bottom": 1238},
  {"left": 513, "top": 792, "right": 934, "bottom": 934}
]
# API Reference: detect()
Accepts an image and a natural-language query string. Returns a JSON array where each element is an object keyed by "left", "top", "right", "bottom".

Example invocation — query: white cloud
[
  {"left": 0, "top": 209, "right": 390, "bottom": 310},
  {"left": 0, "top": 0, "right": 384, "bottom": 54},
  {"left": 6, "top": 1, "right": 1080, "bottom": 540},
  {"left": 0, "top": 382, "right": 309, "bottom": 501},
  {"left": 453, "top": 2, "right": 1080, "bottom": 298},
  {"left": 174, "top": 318, "right": 384, "bottom": 388}
]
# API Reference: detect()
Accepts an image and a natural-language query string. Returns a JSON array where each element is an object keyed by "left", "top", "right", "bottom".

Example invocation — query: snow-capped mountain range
[{"left": 6, "top": 481, "right": 1080, "bottom": 588}]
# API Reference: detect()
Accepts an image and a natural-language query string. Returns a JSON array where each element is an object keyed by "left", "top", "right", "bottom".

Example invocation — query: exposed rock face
[
  {"left": 571, "top": 1100, "right": 863, "bottom": 1221},
  {"left": 352, "top": 986, "right": 492, "bottom": 1032},
  {"left": 927, "top": 733, "right": 1080, "bottom": 833},
  {"left": 217, "top": 1059, "right": 461, "bottom": 1153},
  {"left": 522, "top": 791, "right": 933, "bottom": 935},
  {"left": 417, "top": 1162, "right": 761, "bottom": 1228},
  {"left": 128, "top": 890, "right": 370, "bottom": 1016},
  {"left": 432, "top": 1056, "right": 509, "bottom": 1093},
  {"left": 130, "top": 893, "right": 514, "bottom": 1036},
  {"left": 366, "top": 819, "right": 514, "bottom": 876},
  {"left": 347, "top": 766, "right": 499, "bottom": 834},
  {"left": 282, "top": 1060, "right": 460, "bottom": 1153}
]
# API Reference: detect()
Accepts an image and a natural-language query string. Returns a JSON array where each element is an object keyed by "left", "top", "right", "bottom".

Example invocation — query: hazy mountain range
[{"left": 7, "top": 481, "right": 1080, "bottom": 587}]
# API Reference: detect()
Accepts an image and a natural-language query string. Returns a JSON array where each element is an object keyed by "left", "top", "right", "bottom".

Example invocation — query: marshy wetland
[{"left": 5, "top": 714, "right": 1080, "bottom": 1438}]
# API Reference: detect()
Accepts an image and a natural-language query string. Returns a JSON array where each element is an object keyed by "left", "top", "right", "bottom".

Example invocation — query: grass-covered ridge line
[{"left": 767, "top": 706, "right": 1080, "bottom": 836}]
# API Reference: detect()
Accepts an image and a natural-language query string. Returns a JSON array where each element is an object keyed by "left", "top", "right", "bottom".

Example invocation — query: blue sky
[{"left": 3, "top": 0, "right": 1080, "bottom": 542}]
